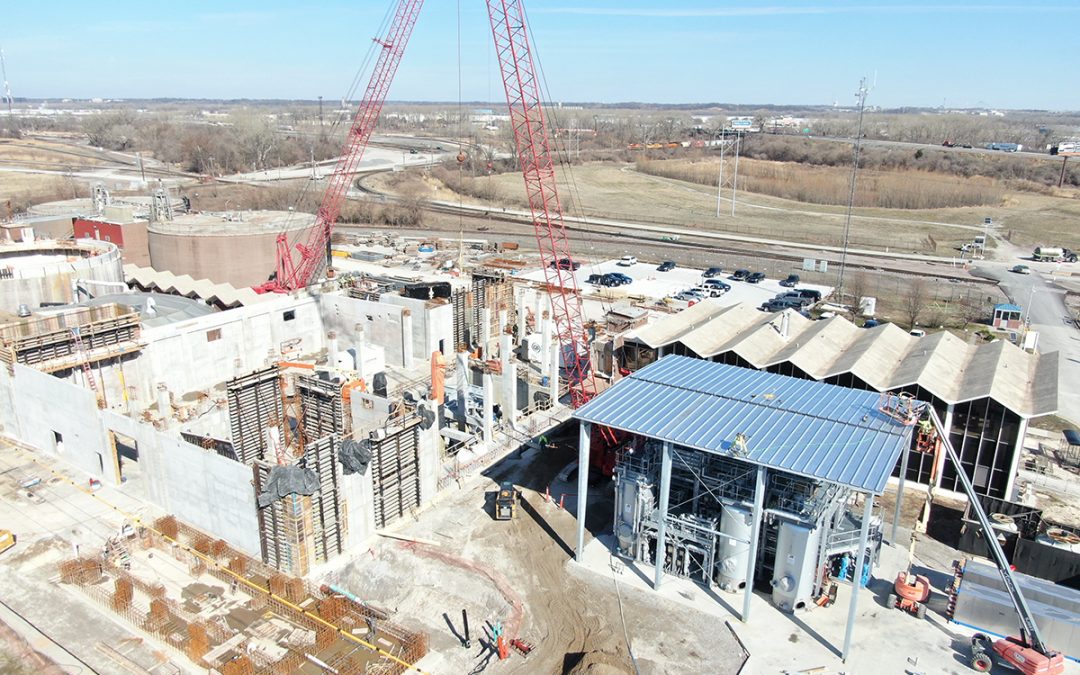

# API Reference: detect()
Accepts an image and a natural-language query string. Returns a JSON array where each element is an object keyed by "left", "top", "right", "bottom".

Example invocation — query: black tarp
[
  {"left": 339, "top": 438, "right": 374, "bottom": 475},
  {"left": 257, "top": 465, "right": 320, "bottom": 507}
]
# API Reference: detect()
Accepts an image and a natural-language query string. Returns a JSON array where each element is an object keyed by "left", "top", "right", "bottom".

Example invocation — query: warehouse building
[{"left": 618, "top": 302, "right": 1057, "bottom": 499}]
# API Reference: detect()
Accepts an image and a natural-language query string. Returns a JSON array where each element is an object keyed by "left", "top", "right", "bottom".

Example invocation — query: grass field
[
  {"left": 0, "top": 139, "right": 118, "bottom": 211},
  {"left": 417, "top": 161, "right": 1080, "bottom": 255}
]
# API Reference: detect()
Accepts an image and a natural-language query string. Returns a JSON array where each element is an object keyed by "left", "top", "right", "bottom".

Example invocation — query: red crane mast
[
  {"left": 486, "top": 0, "right": 598, "bottom": 407},
  {"left": 262, "top": 0, "right": 600, "bottom": 411},
  {"left": 260, "top": 0, "right": 425, "bottom": 293}
]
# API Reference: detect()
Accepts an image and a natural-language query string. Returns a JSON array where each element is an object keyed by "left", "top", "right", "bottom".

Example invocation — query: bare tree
[
  {"left": 902, "top": 277, "right": 928, "bottom": 329},
  {"left": 846, "top": 270, "right": 871, "bottom": 312}
]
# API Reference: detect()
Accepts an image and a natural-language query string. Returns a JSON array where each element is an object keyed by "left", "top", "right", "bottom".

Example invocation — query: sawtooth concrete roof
[
  {"left": 628, "top": 301, "right": 1057, "bottom": 418},
  {"left": 124, "top": 264, "right": 271, "bottom": 308}
]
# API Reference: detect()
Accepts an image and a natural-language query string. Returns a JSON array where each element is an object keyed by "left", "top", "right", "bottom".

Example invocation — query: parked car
[
  {"left": 793, "top": 288, "right": 822, "bottom": 303},
  {"left": 780, "top": 274, "right": 800, "bottom": 287},
  {"left": 586, "top": 274, "right": 604, "bottom": 285},
  {"left": 760, "top": 297, "right": 803, "bottom": 312},
  {"left": 909, "top": 329, "right": 926, "bottom": 337},
  {"left": 863, "top": 318, "right": 881, "bottom": 328},
  {"left": 657, "top": 261, "right": 677, "bottom": 272},
  {"left": 1011, "top": 264, "right": 1031, "bottom": 275},
  {"left": 730, "top": 269, "right": 749, "bottom": 281},
  {"left": 693, "top": 285, "right": 723, "bottom": 298},
  {"left": 747, "top": 272, "right": 766, "bottom": 284},
  {"left": 775, "top": 292, "right": 813, "bottom": 307},
  {"left": 704, "top": 279, "right": 731, "bottom": 291},
  {"left": 598, "top": 273, "right": 627, "bottom": 287},
  {"left": 703, "top": 266, "right": 723, "bottom": 278},
  {"left": 550, "top": 257, "right": 581, "bottom": 270},
  {"left": 618, "top": 255, "right": 638, "bottom": 267},
  {"left": 608, "top": 272, "right": 633, "bottom": 285}
]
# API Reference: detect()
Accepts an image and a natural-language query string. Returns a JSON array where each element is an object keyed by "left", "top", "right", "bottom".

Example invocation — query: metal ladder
[{"left": 71, "top": 328, "right": 103, "bottom": 407}]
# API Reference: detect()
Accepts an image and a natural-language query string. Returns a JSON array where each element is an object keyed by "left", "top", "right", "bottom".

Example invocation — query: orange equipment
[
  {"left": 430, "top": 351, "right": 446, "bottom": 403},
  {"left": 889, "top": 571, "right": 930, "bottom": 619}
]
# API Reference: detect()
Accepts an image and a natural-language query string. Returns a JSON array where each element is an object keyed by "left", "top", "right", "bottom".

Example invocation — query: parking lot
[{"left": 520, "top": 258, "right": 833, "bottom": 312}]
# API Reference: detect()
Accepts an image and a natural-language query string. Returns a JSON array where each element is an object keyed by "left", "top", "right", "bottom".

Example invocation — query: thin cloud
[{"left": 534, "top": 5, "right": 1078, "bottom": 18}]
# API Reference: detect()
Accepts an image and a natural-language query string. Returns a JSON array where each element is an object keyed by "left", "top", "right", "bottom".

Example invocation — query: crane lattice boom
[
  {"left": 260, "top": 0, "right": 599, "bottom": 411},
  {"left": 264, "top": 0, "right": 424, "bottom": 292},
  {"left": 486, "top": 0, "right": 597, "bottom": 407}
]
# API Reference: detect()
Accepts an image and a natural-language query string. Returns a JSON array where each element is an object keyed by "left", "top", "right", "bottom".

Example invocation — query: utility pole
[
  {"left": 731, "top": 134, "right": 741, "bottom": 217},
  {"left": 318, "top": 95, "right": 323, "bottom": 127},
  {"left": 715, "top": 138, "right": 727, "bottom": 217},
  {"left": 0, "top": 45, "right": 14, "bottom": 120},
  {"left": 836, "top": 77, "right": 869, "bottom": 303}
]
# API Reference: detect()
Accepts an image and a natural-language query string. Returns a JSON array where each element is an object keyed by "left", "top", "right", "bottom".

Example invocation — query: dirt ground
[{"left": 325, "top": 439, "right": 746, "bottom": 675}]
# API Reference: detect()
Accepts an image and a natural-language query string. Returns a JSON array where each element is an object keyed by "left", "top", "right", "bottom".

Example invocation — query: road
[{"left": 973, "top": 253, "right": 1080, "bottom": 426}]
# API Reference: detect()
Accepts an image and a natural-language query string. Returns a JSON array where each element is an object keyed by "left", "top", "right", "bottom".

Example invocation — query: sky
[{"left": 2, "top": 1, "right": 1077, "bottom": 110}]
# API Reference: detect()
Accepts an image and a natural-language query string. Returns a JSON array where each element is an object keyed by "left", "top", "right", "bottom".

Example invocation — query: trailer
[{"left": 1033, "top": 247, "right": 1078, "bottom": 263}]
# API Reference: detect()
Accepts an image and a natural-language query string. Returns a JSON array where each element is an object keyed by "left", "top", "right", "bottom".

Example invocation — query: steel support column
[
  {"left": 891, "top": 443, "right": 909, "bottom": 544},
  {"left": 842, "top": 494, "right": 875, "bottom": 661},
  {"left": 654, "top": 441, "right": 673, "bottom": 590},
  {"left": 482, "top": 372, "right": 494, "bottom": 444},
  {"left": 743, "top": 465, "right": 766, "bottom": 622},
  {"left": 575, "top": 421, "right": 591, "bottom": 562}
]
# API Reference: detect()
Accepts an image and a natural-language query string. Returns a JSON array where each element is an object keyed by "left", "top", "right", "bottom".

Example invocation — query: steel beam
[
  {"left": 575, "top": 421, "right": 591, "bottom": 562},
  {"left": 842, "top": 494, "right": 875, "bottom": 661},
  {"left": 743, "top": 465, "right": 766, "bottom": 622},
  {"left": 654, "top": 441, "right": 673, "bottom": 590},
  {"left": 892, "top": 442, "right": 909, "bottom": 544}
]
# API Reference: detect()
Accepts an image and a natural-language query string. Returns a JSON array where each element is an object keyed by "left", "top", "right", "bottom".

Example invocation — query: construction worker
[{"left": 918, "top": 413, "right": 934, "bottom": 437}]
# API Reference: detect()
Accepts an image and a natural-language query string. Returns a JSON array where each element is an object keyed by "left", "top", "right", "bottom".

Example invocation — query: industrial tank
[
  {"left": 147, "top": 210, "right": 316, "bottom": 288},
  {"left": 715, "top": 505, "right": 753, "bottom": 592},
  {"left": 614, "top": 473, "right": 652, "bottom": 558},
  {"left": 0, "top": 239, "right": 123, "bottom": 311},
  {"left": 771, "top": 521, "right": 823, "bottom": 612}
]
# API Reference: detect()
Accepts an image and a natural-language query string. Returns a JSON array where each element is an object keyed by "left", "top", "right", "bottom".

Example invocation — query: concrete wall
[
  {"left": 103, "top": 411, "right": 261, "bottom": 557},
  {"left": 318, "top": 294, "right": 405, "bottom": 366},
  {"left": 140, "top": 294, "right": 324, "bottom": 397},
  {"left": 10, "top": 363, "right": 114, "bottom": 483},
  {"left": 379, "top": 295, "right": 454, "bottom": 360},
  {"left": 0, "top": 363, "right": 262, "bottom": 556}
]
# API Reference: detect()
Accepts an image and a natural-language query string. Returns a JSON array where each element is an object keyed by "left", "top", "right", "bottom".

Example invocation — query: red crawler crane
[
  {"left": 256, "top": 0, "right": 424, "bottom": 294},
  {"left": 261, "top": 0, "right": 603, "bottom": 417}
]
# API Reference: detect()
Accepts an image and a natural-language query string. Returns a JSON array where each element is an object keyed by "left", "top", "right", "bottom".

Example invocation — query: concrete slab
[{"left": 572, "top": 525, "right": 1080, "bottom": 674}]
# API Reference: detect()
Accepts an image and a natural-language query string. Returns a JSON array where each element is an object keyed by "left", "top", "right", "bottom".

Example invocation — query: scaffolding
[
  {"left": 227, "top": 367, "right": 285, "bottom": 465},
  {"left": 0, "top": 303, "right": 141, "bottom": 371}
]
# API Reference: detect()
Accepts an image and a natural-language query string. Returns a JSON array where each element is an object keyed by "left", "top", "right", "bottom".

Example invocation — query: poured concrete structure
[
  {"left": 0, "top": 239, "right": 124, "bottom": 311},
  {"left": 148, "top": 210, "right": 316, "bottom": 287}
]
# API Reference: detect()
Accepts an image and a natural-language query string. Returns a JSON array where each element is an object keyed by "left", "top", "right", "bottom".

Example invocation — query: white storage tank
[
  {"left": 715, "top": 505, "right": 753, "bottom": 592},
  {"left": 614, "top": 474, "right": 652, "bottom": 557},
  {"left": 771, "top": 521, "right": 822, "bottom": 612}
]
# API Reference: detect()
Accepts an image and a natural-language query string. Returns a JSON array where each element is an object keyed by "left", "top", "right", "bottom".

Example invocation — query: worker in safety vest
[{"left": 918, "top": 413, "right": 933, "bottom": 436}]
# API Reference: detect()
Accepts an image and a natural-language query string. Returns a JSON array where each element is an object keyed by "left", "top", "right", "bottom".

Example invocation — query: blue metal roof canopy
[{"left": 575, "top": 355, "right": 917, "bottom": 494}]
